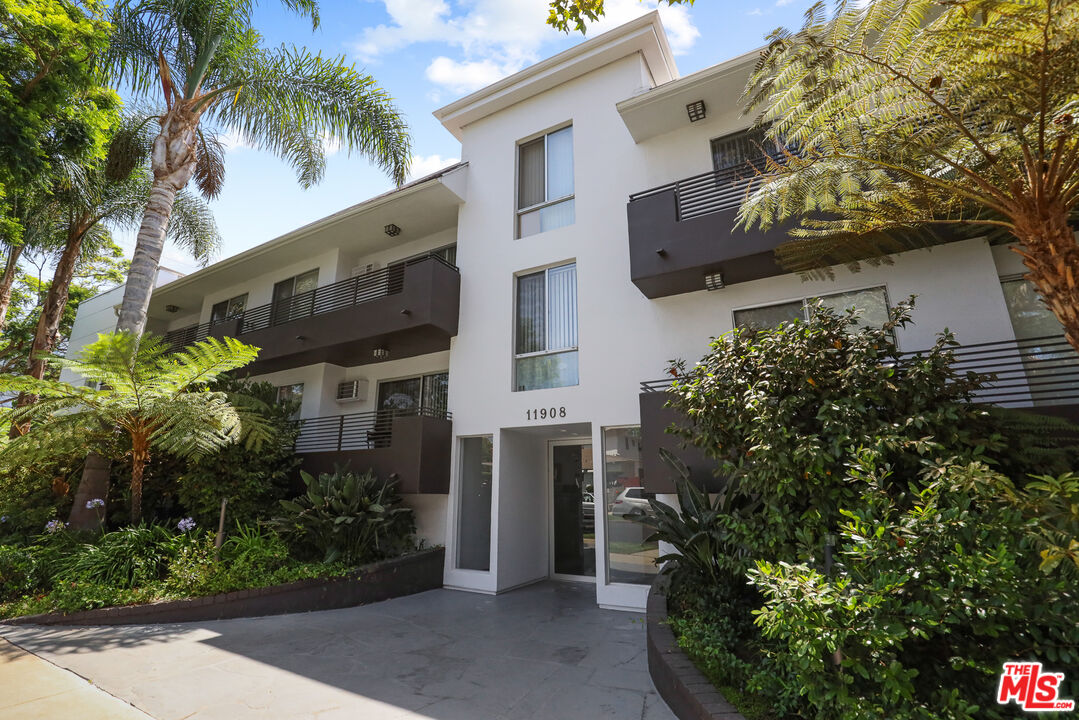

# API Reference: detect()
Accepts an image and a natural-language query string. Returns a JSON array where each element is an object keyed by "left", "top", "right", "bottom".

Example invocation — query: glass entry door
[{"left": 550, "top": 442, "right": 596, "bottom": 579}]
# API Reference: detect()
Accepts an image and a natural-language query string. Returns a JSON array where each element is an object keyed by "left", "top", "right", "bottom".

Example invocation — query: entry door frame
[{"left": 547, "top": 437, "right": 596, "bottom": 583}]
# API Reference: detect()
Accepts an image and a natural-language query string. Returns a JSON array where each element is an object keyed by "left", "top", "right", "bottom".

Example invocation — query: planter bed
[
  {"left": 3, "top": 546, "right": 444, "bottom": 626},
  {"left": 646, "top": 581, "right": 747, "bottom": 720}
]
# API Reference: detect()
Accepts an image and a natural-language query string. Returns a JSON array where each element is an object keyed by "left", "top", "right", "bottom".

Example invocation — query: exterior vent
[
  {"left": 336, "top": 379, "right": 369, "bottom": 403},
  {"left": 350, "top": 262, "right": 380, "bottom": 278}
]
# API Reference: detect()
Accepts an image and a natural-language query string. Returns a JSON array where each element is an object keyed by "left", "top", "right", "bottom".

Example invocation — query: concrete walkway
[
  {"left": 1, "top": 581, "right": 676, "bottom": 720},
  {"left": 0, "top": 638, "right": 153, "bottom": 719}
]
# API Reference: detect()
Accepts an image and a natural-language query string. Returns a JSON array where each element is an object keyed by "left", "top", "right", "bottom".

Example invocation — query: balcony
[
  {"left": 294, "top": 407, "right": 452, "bottom": 494},
  {"left": 627, "top": 165, "right": 792, "bottom": 299},
  {"left": 637, "top": 335, "right": 1079, "bottom": 493},
  {"left": 164, "top": 254, "right": 460, "bottom": 374}
]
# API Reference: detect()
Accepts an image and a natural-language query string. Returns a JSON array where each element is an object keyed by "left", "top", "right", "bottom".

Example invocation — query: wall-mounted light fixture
[
  {"left": 384, "top": 223, "right": 402, "bottom": 237},
  {"left": 704, "top": 271, "right": 725, "bottom": 291},
  {"left": 686, "top": 100, "right": 706, "bottom": 123},
  {"left": 400, "top": 308, "right": 411, "bottom": 316},
  {"left": 373, "top": 346, "right": 390, "bottom": 360},
  {"left": 165, "top": 304, "right": 180, "bottom": 313}
]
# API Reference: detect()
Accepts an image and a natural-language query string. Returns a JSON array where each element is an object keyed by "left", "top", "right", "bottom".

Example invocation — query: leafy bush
[
  {"left": 174, "top": 378, "right": 302, "bottom": 527},
  {"left": 749, "top": 454, "right": 1079, "bottom": 720},
  {"left": 55, "top": 525, "right": 177, "bottom": 588},
  {"left": 654, "top": 300, "right": 1079, "bottom": 719},
  {"left": 665, "top": 298, "right": 987, "bottom": 566},
  {"left": 269, "top": 468, "right": 415, "bottom": 565}
]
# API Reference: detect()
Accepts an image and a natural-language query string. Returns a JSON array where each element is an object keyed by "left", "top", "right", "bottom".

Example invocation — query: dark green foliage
[
  {"left": 666, "top": 298, "right": 986, "bottom": 565},
  {"left": 174, "top": 378, "right": 301, "bottom": 527},
  {"left": 656, "top": 301, "right": 1079, "bottom": 719},
  {"left": 55, "top": 525, "right": 177, "bottom": 589},
  {"left": 269, "top": 468, "right": 415, "bottom": 565},
  {"left": 750, "top": 455, "right": 1079, "bottom": 720}
]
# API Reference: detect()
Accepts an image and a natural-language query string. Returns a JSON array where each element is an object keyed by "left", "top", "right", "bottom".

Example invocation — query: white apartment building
[{"left": 64, "top": 13, "right": 1075, "bottom": 611}]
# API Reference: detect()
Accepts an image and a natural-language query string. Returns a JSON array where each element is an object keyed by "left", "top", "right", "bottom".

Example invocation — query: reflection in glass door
[{"left": 551, "top": 443, "right": 595, "bottom": 579}]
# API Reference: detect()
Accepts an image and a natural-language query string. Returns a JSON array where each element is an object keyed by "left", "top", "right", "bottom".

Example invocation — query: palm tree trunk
[
  {"left": 116, "top": 107, "right": 199, "bottom": 335},
  {"left": 0, "top": 243, "right": 25, "bottom": 330},
  {"left": 129, "top": 436, "right": 150, "bottom": 524},
  {"left": 10, "top": 224, "right": 86, "bottom": 439},
  {"left": 69, "top": 109, "right": 200, "bottom": 530},
  {"left": 1013, "top": 214, "right": 1079, "bottom": 354}
]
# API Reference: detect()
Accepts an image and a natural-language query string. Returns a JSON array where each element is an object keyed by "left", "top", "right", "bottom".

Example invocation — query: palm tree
[
  {"left": 20, "top": 135, "right": 219, "bottom": 390},
  {"left": 104, "top": 0, "right": 411, "bottom": 337},
  {"left": 737, "top": 0, "right": 1079, "bottom": 353},
  {"left": 0, "top": 332, "right": 267, "bottom": 523}
]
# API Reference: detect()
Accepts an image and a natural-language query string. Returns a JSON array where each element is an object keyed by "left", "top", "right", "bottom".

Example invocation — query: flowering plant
[
  {"left": 177, "top": 517, "right": 196, "bottom": 532},
  {"left": 44, "top": 519, "right": 66, "bottom": 534}
]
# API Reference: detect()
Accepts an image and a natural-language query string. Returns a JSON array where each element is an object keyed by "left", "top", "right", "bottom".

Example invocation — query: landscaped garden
[
  {"left": 0, "top": 333, "right": 422, "bottom": 620},
  {"left": 644, "top": 301, "right": 1079, "bottom": 720}
]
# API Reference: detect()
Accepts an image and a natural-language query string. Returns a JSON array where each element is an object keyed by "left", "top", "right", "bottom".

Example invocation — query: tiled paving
[{"left": 1, "top": 581, "right": 676, "bottom": 720}]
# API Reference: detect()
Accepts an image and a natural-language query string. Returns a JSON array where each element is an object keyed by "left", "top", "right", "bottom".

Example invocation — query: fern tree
[
  {"left": 738, "top": 0, "right": 1079, "bottom": 352},
  {"left": 0, "top": 332, "right": 266, "bottom": 523}
]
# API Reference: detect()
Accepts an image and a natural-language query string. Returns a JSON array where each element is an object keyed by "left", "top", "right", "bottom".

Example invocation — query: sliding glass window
[
  {"left": 515, "top": 263, "right": 578, "bottom": 391},
  {"left": 456, "top": 436, "right": 493, "bottom": 571},
  {"left": 517, "top": 126, "right": 574, "bottom": 238}
]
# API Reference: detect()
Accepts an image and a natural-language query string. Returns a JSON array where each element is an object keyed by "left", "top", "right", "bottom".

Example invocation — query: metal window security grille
[
  {"left": 640, "top": 335, "right": 1079, "bottom": 408},
  {"left": 163, "top": 253, "right": 458, "bottom": 353},
  {"left": 630, "top": 128, "right": 787, "bottom": 222},
  {"left": 294, "top": 405, "right": 452, "bottom": 453}
]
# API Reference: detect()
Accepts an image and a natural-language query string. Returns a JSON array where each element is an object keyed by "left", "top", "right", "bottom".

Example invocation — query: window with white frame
[
  {"left": 514, "top": 263, "right": 578, "bottom": 391},
  {"left": 517, "top": 126, "right": 574, "bottom": 238},
  {"left": 734, "top": 287, "right": 890, "bottom": 333}
]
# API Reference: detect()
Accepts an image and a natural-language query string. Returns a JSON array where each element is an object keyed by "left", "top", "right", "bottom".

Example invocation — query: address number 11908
[{"left": 527, "top": 407, "right": 566, "bottom": 420}]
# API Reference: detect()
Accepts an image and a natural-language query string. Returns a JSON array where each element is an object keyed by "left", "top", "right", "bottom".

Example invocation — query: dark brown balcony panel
[
  {"left": 638, "top": 334, "right": 1079, "bottom": 493},
  {"left": 295, "top": 409, "right": 452, "bottom": 494},
  {"left": 627, "top": 168, "right": 793, "bottom": 299},
  {"left": 164, "top": 254, "right": 460, "bottom": 374},
  {"left": 638, "top": 382, "right": 725, "bottom": 495}
]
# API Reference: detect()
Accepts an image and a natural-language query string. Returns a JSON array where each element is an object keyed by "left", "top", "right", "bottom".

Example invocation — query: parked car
[{"left": 608, "top": 487, "right": 652, "bottom": 516}]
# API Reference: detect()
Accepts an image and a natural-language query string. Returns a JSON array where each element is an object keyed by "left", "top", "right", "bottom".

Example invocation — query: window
[
  {"left": 271, "top": 269, "right": 318, "bottom": 325},
  {"left": 711, "top": 127, "right": 783, "bottom": 175},
  {"left": 601, "top": 426, "right": 657, "bottom": 585},
  {"left": 734, "top": 286, "right": 889, "bottom": 334},
  {"left": 515, "top": 263, "right": 578, "bottom": 391},
  {"left": 517, "top": 126, "right": 574, "bottom": 238},
  {"left": 210, "top": 294, "right": 248, "bottom": 324},
  {"left": 1000, "top": 277, "right": 1076, "bottom": 405},
  {"left": 376, "top": 372, "right": 449, "bottom": 416},
  {"left": 276, "top": 383, "right": 304, "bottom": 419},
  {"left": 457, "top": 436, "right": 493, "bottom": 571}
]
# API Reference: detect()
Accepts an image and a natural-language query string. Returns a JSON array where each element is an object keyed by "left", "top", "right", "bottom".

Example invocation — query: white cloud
[
  {"left": 407, "top": 153, "right": 461, "bottom": 180},
  {"left": 220, "top": 129, "right": 255, "bottom": 152},
  {"left": 425, "top": 56, "right": 521, "bottom": 94},
  {"left": 353, "top": 0, "right": 699, "bottom": 94}
]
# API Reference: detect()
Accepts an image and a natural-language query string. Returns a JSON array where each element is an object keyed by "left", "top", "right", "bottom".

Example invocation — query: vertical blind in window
[
  {"left": 518, "top": 138, "right": 546, "bottom": 210},
  {"left": 547, "top": 263, "right": 577, "bottom": 351}
]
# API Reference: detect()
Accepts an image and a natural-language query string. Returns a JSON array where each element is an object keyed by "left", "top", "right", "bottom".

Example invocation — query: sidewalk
[{"left": 0, "top": 638, "right": 154, "bottom": 720}]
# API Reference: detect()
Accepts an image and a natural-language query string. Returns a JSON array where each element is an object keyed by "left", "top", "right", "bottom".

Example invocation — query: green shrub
[
  {"left": 55, "top": 525, "right": 177, "bottom": 588},
  {"left": 665, "top": 298, "right": 988, "bottom": 567},
  {"left": 269, "top": 468, "right": 415, "bottom": 565},
  {"left": 749, "top": 454, "right": 1079, "bottom": 720},
  {"left": 174, "top": 378, "right": 301, "bottom": 527}
]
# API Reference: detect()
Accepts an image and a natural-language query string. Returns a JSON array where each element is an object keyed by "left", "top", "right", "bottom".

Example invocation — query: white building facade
[{"left": 64, "top": 13, "right": 1074, "bottom": 611}]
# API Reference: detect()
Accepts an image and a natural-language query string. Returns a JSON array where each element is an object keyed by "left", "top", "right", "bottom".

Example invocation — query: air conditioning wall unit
[
  {"left": 336, "top": 378, "right": 369, "bottom": 403},
  {"left": 350, "top": 262, "right": 381, "bottom": 278}
]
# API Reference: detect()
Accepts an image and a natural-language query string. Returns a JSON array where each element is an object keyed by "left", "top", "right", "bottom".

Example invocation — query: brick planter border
[
  {"left": 3, "top": 546, "right": 444, "bottom": 626},
  {"left": 646, "top": 581, "right": 747, "bottom": 720}
]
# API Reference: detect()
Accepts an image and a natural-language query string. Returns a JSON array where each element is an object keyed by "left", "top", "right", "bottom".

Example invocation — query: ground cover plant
[{"left": 651, "top": 301, "right": 1079, "bottom": 720}]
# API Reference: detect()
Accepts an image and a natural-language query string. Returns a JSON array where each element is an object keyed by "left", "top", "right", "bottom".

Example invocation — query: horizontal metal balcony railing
[
  {"left": 640, "top": 335, "right": 1079, "bottom": 409},
  {"left": 629, "top": 157, "right": 780, "bottom": 222},
  {"left": 164, "top": 253, "right": 458, "bottom": 354},
  {"left": 294, "top": 405, "right": 452, "bottom": 454}
]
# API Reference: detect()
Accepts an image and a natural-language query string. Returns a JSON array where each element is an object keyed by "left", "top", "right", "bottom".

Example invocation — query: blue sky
[{"left": 153, "top": 0, "right": 816, "bottom": 274}]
